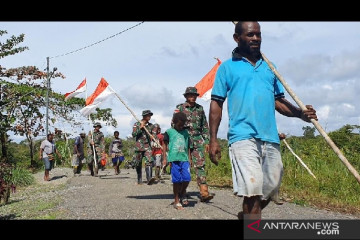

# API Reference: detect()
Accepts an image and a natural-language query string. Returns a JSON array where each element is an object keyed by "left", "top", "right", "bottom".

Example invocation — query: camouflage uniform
[
  {"left": 174, "top": 86, "right": 213, "bottom": 202},
  {"left": 132, "top": 121, "right": 154, "bottom": 166},
  {"left": 175, "top": 102, "right": 209, "bottom": 184},
  {"left": 87, "top": 129, "right": 105, "bottom": 176},
  {"left": 132, "top": 109, "right": 156, "bottom": 184}
]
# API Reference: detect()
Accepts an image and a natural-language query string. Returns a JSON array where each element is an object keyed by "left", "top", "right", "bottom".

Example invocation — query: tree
[
  {"left": 1, "top": 29, "right": 117, "bottom": 167},
  {"left": 302, "top": 126, "right": 316, "bottom": 138},
  {"left": 0, "top": 30, "right": 29, "bottom": 162},
  {"left": 0, "top": 30, "right": 67, "bottom": 165},
  {"left": 89, "top": 108, "right": 118, "bottom": 127}
]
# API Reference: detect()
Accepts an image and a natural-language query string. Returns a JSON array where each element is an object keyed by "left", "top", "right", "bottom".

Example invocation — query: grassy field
[{"left": 200, "top": 135, "right": 360, "bottom": 215}]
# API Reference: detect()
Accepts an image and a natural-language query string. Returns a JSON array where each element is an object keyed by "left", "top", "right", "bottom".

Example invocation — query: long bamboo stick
[
  {"left": 231, "top": 21, "right": 360, "bottom": 184},
  {"left": 110, "top": 86, "right": 163, "bottom": 150},
  {"left": 283, "top": 139, "right": 317, "bottom": 179},
  {"left": 262, "top": 53, "right": 360, "bottom": 184}
]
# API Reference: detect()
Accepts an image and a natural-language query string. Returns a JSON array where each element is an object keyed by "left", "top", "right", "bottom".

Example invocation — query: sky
[{"left": 2, "top": 21, "right": 360, "bottom": 142}]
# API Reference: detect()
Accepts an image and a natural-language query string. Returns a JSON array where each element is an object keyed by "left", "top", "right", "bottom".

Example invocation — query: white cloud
[{"left": 3, "top": 22, "right": 360, "bottom": 142}]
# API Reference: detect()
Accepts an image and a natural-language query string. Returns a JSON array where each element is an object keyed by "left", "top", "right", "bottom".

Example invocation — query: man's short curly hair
[{"left": 172, "top": 112, "right": 187, "bottom": 124}]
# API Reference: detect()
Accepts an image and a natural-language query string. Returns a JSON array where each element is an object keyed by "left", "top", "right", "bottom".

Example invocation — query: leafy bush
[{"left": 10, "top": 167, "right": 35, "bottom": 187}]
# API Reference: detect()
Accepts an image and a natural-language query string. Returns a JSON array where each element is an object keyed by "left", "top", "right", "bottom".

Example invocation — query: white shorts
[
  {"left": 229, "top": 138, "right": 283, "bottom": 200},
  {"left": 154, "top": 154, "right": 162, "bottom": 167}
]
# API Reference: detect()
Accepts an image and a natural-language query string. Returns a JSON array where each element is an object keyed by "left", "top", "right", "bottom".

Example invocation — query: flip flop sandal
[{"left": 174, "top": 202, "right": 184, "bottom": 210}]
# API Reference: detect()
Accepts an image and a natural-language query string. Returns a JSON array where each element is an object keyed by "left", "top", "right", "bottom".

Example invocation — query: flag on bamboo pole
[
  {"left": 64, "top": 78, "right": 87, "bottom": 101},
  {"left": 194, "top": 58, "right": 221, "bottom": 101},
  {"left": 80, "top": 78, "right": 115, "bottom": 116}
]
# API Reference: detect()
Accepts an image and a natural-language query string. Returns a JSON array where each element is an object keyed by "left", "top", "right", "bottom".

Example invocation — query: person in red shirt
[{"left": 152, "top": 124, "right": 164, "bottom": 180}]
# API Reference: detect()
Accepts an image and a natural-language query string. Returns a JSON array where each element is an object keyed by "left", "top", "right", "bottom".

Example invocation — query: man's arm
[
  {"left": 54, "top": 145, "right": 62, "bottom": 158},
  {"left": 209, "top": 100, "right": 223, "bottom": 165},
  {"left": 74, "top": 137, "right": 80, "bottom": 156},
  {"left": 275, "top": 98, "right": 318, "bottom": 122},
  {"left": 201, "top": 108, "right": 210, "bottom": 152},
  {"left": 39, "top": 147, "right": 43, "bottom": 160},
  {"left": 162, "top": 141, "right": 168, "bottom": 166},
  {"left": 100, "top": 134, "right": 106, "bottom": 154},
  {"left": 132, "top": 122, "right": 142, "bottom": 138}
]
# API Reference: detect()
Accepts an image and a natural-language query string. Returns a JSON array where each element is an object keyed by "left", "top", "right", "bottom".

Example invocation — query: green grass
[
  {"left": 10, "top": 167, "right": 35, "bottom": 186},
  {"left": 0, "top": 183, "right": 66, "bottom": 219},
  {"left": 197, "top": 135, "right": 360, "bottom": 215}
]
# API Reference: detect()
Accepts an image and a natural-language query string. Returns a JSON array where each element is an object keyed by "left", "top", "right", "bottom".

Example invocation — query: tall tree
[
  {"left": 0, "top": 30, "right": 66, "bottom": 164},
  {"left": 0, "top": 30, "right": 29, "bottom": 162},
  {"left": 302, "top": 126, "right": 316, "bottom": 138}
]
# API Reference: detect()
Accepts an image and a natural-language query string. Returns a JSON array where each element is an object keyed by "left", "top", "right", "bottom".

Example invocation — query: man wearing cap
[
  {"left": 174, "top": 87, "right": 214, "bottom": 202},
  {"left": 72, "top": 132, "right": 86, "bottom": 175},
  {"left": 87, "top": 122, "right": 105, "bottom": 177},
  {"left": 132, "top": 110, "right": 156, "bottom": 185}
]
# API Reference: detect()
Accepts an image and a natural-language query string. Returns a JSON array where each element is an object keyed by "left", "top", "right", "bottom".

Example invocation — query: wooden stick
[
  {"left": 88, "top": 117, "right": 98, "bottom": 169},
  {"left": 110, "top": 86, "right": 163, "bottom": 150},
  {"left": 262, "top": 53, "right": 360, "bottom": 184},
  {"left": 282, "top": 139, "right": 317, "bottom": 179},
  {"left": 231, "top": 21, "right": 360, "bottom": 184}
]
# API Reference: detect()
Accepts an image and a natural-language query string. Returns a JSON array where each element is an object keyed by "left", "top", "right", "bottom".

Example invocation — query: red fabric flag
[
  {"left": 64, "top": 79, "right": 87, "bottom": 101},
  {"left": 195, "top": 58, "right": 222, "bottom": 101},
  {"left": 80, "top": 78, "right": 115, "bottom": 116}
]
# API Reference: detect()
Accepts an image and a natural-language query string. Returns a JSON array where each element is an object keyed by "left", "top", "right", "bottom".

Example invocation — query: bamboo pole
[
  {"left": 110, "top": 86, "right": 163, "bottom": 150},
  {"left": 282, "top": 139, "right": 317, "bottom": 179},
  {"left": 262, "top": 53, "right": 360, "bottom": 184},
  {"left": 231, "top": 21, "right": 360, "bottom": 184}
]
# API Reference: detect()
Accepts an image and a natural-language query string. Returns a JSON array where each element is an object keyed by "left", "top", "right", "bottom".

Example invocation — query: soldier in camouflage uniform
[
  {"left": 174, "top": 87, "right": 214, "bottom": 202},
  {"left": 87, "top": 122, "right": 105, "bottom": 177},
  {"left": 132, "top": 110, "right": 156, "bottom": 185}
]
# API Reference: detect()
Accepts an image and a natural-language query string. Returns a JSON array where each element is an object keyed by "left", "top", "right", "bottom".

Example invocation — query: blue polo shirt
[{"left": 211, "top": 51, "right": 285, "bottom": 145}]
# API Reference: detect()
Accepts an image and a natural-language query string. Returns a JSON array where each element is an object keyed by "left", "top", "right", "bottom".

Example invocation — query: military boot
[
  {"left": 77, "top": 163, "right": 83, "bottom": 174},
  {"left": 136, "top": 166, "right": 142, "bottom": 184},
  {"left": 88, "top": 164, "right": 94, "bottom": 176},
  {"left": 199, "top": 184, "right": 214, "bottom": 202},
  {"left": 146, "top": 165, "right": 156, "bottom": 185}
]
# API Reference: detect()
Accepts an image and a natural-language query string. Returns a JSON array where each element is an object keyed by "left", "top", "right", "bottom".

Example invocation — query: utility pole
[{"left": 46, "top": 57, "right": 50, "bottom": 136}]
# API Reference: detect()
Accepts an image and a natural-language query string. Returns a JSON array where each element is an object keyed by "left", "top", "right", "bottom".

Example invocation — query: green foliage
[
  {"left": 90, "top": 108, "right": 118, "bottom": 127},
  {"left": 281, "top": 126, "right": 360, "bottom": 213},
  {"left": 0, "top": 30, "right": 29, "bottom": 59},
  {"left": 0, "top": 162, "right": 14, "bottom": 183},
  {"left": 302, "top": 126, "right": 316, "bottom": 138},
  {"left": 55, "top": 139, "right": 71, "bottom": 167},
  {"left": 10, "top": 167, "right": 34, "bottom": 186}
]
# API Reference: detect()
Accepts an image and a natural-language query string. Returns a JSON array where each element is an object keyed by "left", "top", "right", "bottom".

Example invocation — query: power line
[{"left": 49, "top": 21, "right": 145, "bottom": 59}]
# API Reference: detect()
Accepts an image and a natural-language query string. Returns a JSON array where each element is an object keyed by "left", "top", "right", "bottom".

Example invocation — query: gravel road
[{"left": 32, "top": 167, "right": 359, "bottom": 220}]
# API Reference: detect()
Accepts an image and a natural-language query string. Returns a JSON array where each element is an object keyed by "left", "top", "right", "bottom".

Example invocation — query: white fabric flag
[
  {"left": 80, "top": 78, "right": 115, "bottom": 116},
  {"left": 195, "top": 58, "right": 221, "bottom": 101},
  {"left": 64, "top": 79, "right": 87, "bottom": 101}
]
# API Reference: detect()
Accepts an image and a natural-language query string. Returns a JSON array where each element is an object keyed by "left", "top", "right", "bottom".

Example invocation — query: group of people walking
[{"left": 39, "top": 21, "right": 319, "bottom": 219}]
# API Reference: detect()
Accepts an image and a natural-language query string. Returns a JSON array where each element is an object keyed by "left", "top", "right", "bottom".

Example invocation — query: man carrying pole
[
  {"left": 132, "top": 110, "right": 156, "bottom": 185},
  {"left": 209, "top": 21, "right": 318, "bottom": 220},
  {"left": 87, "top": 122, "right": 105, "bottom": 177}
]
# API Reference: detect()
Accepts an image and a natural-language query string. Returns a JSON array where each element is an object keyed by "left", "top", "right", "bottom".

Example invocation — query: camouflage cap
[
  {"left": 93, "top": 122, "right": 102, "bottom": 128},
  {"left": 142, "top": 110, "right": 153, "bottom": 116},
  {"left": 183, "top": 86, "right": 199, "bottom": 96}
]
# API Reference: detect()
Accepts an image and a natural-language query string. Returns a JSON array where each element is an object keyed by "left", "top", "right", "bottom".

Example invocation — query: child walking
[{"left": 163, "top": 112, "right": 192, "bottom": 210}]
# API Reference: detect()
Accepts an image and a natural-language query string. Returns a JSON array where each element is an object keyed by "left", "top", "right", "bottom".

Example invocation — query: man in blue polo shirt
[{"left": 209, "top": 21, "right": 318, "bottom": 220}]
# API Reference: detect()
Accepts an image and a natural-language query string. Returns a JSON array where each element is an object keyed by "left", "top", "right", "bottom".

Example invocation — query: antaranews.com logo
[{"left": 244, "top": 219, "right": 344, "bottom": 239}]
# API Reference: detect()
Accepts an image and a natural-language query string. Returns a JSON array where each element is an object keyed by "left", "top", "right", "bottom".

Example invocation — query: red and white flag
[
  {"left": 195, "top": 58, "right": 221, "bottom": 101},
  {"left": 80, "top": 78, "right": 116, "bottom": 116},
  {"left": 64, "top": 79, "right": 87, "bottom": 101}
]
